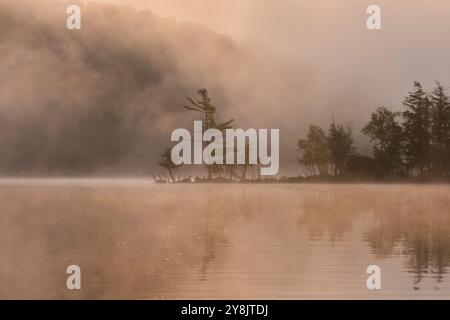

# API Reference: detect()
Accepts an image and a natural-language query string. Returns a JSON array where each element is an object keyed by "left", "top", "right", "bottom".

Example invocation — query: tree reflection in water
[{"left": 297, "top": 185, "right": 450, "bottom": 289}]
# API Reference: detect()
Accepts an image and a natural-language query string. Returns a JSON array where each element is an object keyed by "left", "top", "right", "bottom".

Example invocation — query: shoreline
[{"left": 0, "top": 177, "right": 449, "bottom": 186}]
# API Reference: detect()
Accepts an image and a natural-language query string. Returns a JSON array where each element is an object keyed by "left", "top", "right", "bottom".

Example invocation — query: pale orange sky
[
  {"left": 84, "top": 0, "right": 450, "bottom": 162},
  {"left": 113, "top": 0, "right": 450, "bottom": 116},
  {"left": 68, "top": 1, "right": 450, "bottom": 159},
  {"left": 91, "top": 0, "right": 450, "bottom": 90}
]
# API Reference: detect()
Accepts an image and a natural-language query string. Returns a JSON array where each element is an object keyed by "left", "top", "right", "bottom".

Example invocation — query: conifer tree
[
  {"left": 183, "top": 89, "right": 233, "bottom": 180},
  {"left": 402, "top": 82, "right": 432, "bottom": 177},
  {"left": 430, "top": 82, "right": 450, "bottom": 176}
]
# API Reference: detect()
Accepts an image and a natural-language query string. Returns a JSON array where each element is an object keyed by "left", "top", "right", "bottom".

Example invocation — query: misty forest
[
  {"left": 1, "top": 0, "right": 449, "bottom": 184},
  {"left": 156, "top": 81, "right": 450, "bottom": 183},
  {"left": 297, "top": 81, "right": 450, "bottom": 182}
]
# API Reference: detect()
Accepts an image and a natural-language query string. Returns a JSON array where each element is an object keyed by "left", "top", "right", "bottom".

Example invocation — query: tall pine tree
[
  {"left": 430, "top": 81, "right": 450, "bottom": 176},
  {"left": 402, "top": 81, "right": 432, "bottom": 177}
]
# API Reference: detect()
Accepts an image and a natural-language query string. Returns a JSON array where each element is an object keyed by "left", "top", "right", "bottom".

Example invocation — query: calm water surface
[{"left": 1, "top": 180, "right": 450, "bottom": 299}]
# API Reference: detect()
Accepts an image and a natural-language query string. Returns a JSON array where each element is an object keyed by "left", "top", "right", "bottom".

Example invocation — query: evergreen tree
[
  {"left": 402, "top": 82, "right": 432, "bottom": 177},
  {"left": 430, "top": 82, "right": 450, "bottom": 176},
  {"left": 362, "top": 107, "right": 403, "bottom": 177},
  {"left": 183, "top": 89, "right": 233, "bottom": 180}
]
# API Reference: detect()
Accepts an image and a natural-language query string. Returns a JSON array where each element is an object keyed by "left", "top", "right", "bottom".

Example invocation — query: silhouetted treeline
[
  {"left": 157, "top": 82, "right": 450, "bottom": 183},
  {"left": 298, "top": 81, "right": 450, "bottom": 181}
]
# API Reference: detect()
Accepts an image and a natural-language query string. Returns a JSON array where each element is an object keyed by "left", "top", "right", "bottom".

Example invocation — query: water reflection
[
  {"left": 363, "top": 190, "right": 450, "bottom": 288},
  {"left": 297, "top": 185, "right": 450, "bottom": 290},
  {"left": 1, "top": 181, "right": 450, "bottom": 299}
]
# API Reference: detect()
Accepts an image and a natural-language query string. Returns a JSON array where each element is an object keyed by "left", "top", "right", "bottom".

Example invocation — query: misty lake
[{"left": 1, "top": 180, "right": 450, "bottom": 299}]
